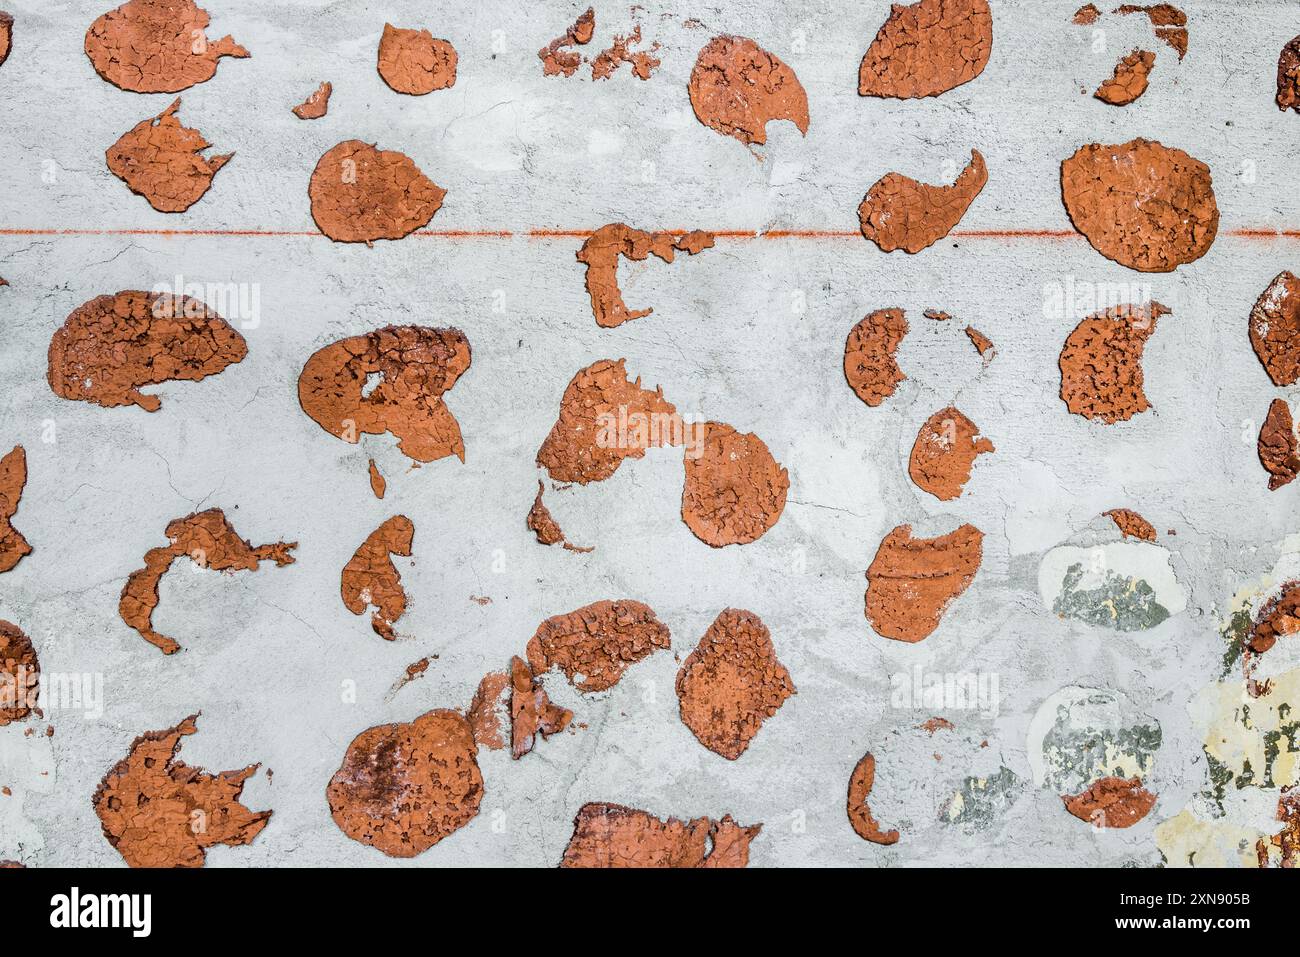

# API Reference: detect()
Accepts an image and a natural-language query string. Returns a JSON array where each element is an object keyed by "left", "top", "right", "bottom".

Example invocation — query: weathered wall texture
[{"left": 0, "top": 0, "right": 1298, "bottom": 867}]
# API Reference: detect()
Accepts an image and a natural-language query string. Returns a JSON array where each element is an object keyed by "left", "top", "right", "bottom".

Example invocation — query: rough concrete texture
[{"left": 0, "top": 0, "right": 1299, "bottom": 868}]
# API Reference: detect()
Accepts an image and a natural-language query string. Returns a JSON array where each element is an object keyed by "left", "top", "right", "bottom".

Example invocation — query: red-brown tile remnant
[
  {"left": 1104, "top": 508, "right": 1157, "bottom": 541},
  {"left": 858, "top": 0, "right": 992, "bottom": 99},
  {"left": 844, "top": 308, "right": 908, "bottom": 407},
  {"left": 1116, "top": 4, "right": 1188, "bottom": 59},
  {"left": 539, "top": 7, "right": 594, "bottom": 77},
  {"left": 1061, "top": 139, "right": 1218, "bottom": 272},
  {"left": 847, "top": 752, "right": 900, "bottom": 845},
  {"left": 924, "top": 309, "right": 952, "bottom": 321},
  {"left": 119, "top": 509, "right": 296, "bottom": 655},
  {"left": 920, "top": 717, "right": 954, "bottom": 734},
  {"left": 592, "top": 25, "right": 660, "bottom": 80},
  {"left": 858, "top": 150, "right": 987, "bottom": 253},
  {"left": 1260, "top": 399, "right": 1300, "bottom": 491},
  {"left": 466, "top": 669, "right": 510, "bottom": 751},
  {"left": 327, "top": 709, "right": 482, "bottom": 858},
  {"left": 1249, "top": 582, "right": 1300, "bottom": 655},
  {"left": 341, "top": 516, "right": 414, "bottom": 641},
  {"left": 1062, "top": 775, "right": 1156, "bottom": 828},
  {"left": 308, "top": 141, "right": 446, "bottom": 243},
  {"left": 0, "top": 12, "right": 12, "bottom": 68},
  {"left": 298, "top": 326, "right": 471, "bottom": 464},
  {"left": 85, "top": 0, "right": 248, "bottom": 93},
  {"left": 470, "top": 594, "right": 492, "bottom": 605},
  {"left": 536, "top": 358, "right": 678, "bottom": 484},
  {"left": 292, "top": 81, "right": 331, "bottom": 119},
  {"left": 1278, "top": 36, "right": 1300, "bottom": 111},
  {"left": 48, "top": 291, "right": 246, "bottom": 412},
  {"left": 1073, "top": 3, "right": 1101, "bottom": 24},
  {"left": 965, "top": 325, "right": 994, "bottom": 360},
  {"left": 390, "top": 655, "right": 432, "bottom": 694},
  {"left": 560, "top": 802, "right": 761, "bottom": 867},
  {"left": 1257, "top": 787, "right": 1300, "bottom": 867},
  {"left": 367, "top": 459, "right": 386, "bottom": 499},
  {"left": 681, "top": 423, "right": 789, "bottom": 547},
  {"left": 865, "top": 524, "right": 983, "bottom": 643},
  {"left": 93, "top": 714, "right": 271, "bottom": 867},
  {"left": 526, "top": 481, "right": 593, "bottom": 552},
  {"left": 908, "top": 407, "right": 994, "bottom": 501},
  {"left": 1094, "top": 50, "right": 1155, "bottom": 105},
  {"left": 106, "top": 99, "right": 231, "bottom": 213},
  {"left": 0, "top": 447, "right": 31, "bottom": 574},
  {"left": 0, "top": 621, "right": 38, "bottom": 726},
  {"left": 1058, "top": 302, "right": 1169, "bottom": 423},
  {"left": 688, "top": 35, "right": 809, "bottom": 146},
  {"left": 377, "top": 23, "right": 456, "bottom": 95},
  {"left": 527, "top": 599, "right": 670, "bottom": 692},
  {"left": 675, "top": 609, "right": 795, "bottom": 760},
  {"left": 510, "top": 655, "right": 572, "bottom": 759},
  {"left": 576, "top": 223, "right": 715, "bottom": 328},
  {"left": 1249, "top": 272, "right": 1300, "bottom": 386}
]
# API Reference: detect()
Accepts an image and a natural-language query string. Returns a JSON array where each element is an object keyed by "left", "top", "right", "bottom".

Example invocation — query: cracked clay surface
[
  {"left": 1249, "top": 271, "right": 1300, "bottom": 386},
  {"left": 308, "top": 141, "right": 446, "bottom": 243},
  {"left": 47, "top": 290, "right": 246, "bottom": 412},
  {"left": 92, "top": 714, "right": 271, "bottom": 867},
  {"left": 292, "top": 81, "right": 331, "bottom": 119},
  {"left": 858, "top": 149, "right": 987, "bottom": 253},
  {"left": 377, "top": 23, "right": 457, "bottom": 96},
  {"left": 866, "top": 523, "right": 983, "bottom": 642},
  {"left": 681, "top": 422, "right": 789, "bottom": 547},
  {"left": 1058, "top": 302, "right": 1169, "bottom": 423},
  {"left": 858, "top": 0, "right": 993, "bottom": 99},
  {"left": 0, "top": 620, "right": 38, "bottom": 726},
  {"left": 847, "top": 752, "right": 900, "bottom": 844},
  {"left": 106, "top": 99, "right": 231, "bottom": 213},
  {"left": 560, "top": 802, "right": 761, "bottom": 867},
  {"left": 1061, "top": 139, "right": 1218, "bottom": 272},
  {"left": 526, "top": 599, "right": 671, "bottom": 692},
  {"left": 0, "top": 446, "right": 31, "bottom": 574},
  {"left": 1259, "top": 399, "right": 1300, "bottom": 491},
  {"left": 298, "top": 325, "right": 471, "bottom": 465},
  {"left": 1063, "top": 776, "right": 1156, "bottom": 828},
  {"left": 539, "top": 7, "right": 594, "bottom": 77},
  {"left": 0, "top": 12, "right": 11, "bottom": 68},
  {"left": 688, "top": 35, "right": 809, "bottom": 146},
  {"left": 85, "top": 0, "right": 248, "bottom": 93},
  {"left": 576, "top": 224, "right": 714, "bottom": 327},
  {"left": 1105, "top": 509, "right": 1158, "bottom": 541},
  {"left": 326, "top": 709, "right": 482, "bottom": 858},
  {"left": 844, "top": 308, "right": 909, "bottom": 406},
  {"left": 675, "top": 608, "right": 796, "bottom": 759},
  {"left": 341, "top": 516, "right": 414, "bottom": 641},
  {"left": 1094, "top": 50, "right": 1155, "bottom": 105},
  {"left": 509, "top": 655, "right": 572, "bottom": 759},
  {"left": 907, "top": 406, "right": 994, "bottom": 501},
  {"left": 119, "top": 508, "right": 296, "bottom": 655}
]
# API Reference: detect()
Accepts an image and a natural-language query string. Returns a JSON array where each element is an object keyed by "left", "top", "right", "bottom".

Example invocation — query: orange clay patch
[
  {"left": 907, "top": 406, "right": 994, "bottom": 501},
  {"left": 0, "top": 12, "right": 13, "bottom": 68},
  {"left": 526, "top": 481, "right": 593, "bottom": 552},
  {"left": 308, "top": 141, "right": 446, "bottom": 243},
  {"left": 539, "top": 7, "right": 594, "bottom": 77},
  {"left": 1094, "top": 50, "right": 1155, "bottom": 106},
  {"left": 377, "top": 23, "right": 456, "bottom": 95},
  {"left": 1073, "top": 4, "right": 1101, "bottom": 24},
  {"left": 106, "top": 99, "right": 231, "bottom": 213},
  {"left": 119, "top": 508, "right": 296, "bottom": 655},
  {"left": 859, "top": 150, "right": 987, "bottom": 253},
  {"left": 1061, "top": 139, "right": 1218, "bottom": 272},
  {"left": 866, "top": 523, "right": 983, "bottom": 643},
  {"left": 681, "top": 422, "right": 789, "bottom": 547},
  {"left": 688, "top": 35, "right": 809, "bottom": 147},
  {"left": 1062, "top": 775, "right": 1156, "bottom": 828},
  {"left": 1104, "top": 508, "right": 1158, "bottom": 541},
  {"left": 844, "top": 308, "right": 909, "bottom": 406},
  {"left": 297, "top": 325, "right": 471, "bottom": 465},
  {"left": 675, "top": 609, "right": 795, "bottom": 760},
  {"left": 560, "top": 802, "right": 761, "bottom": 867},
  {"left": 1260, "top": 398, "right": 1300, "bottom": 491},
  {"left": 0, "top": 620, "right": 38, "bottom": 726},
  {"left": 326, "top": 709, "right": 482, "bottom": 858},
  {"left": 1279, "top": 36, "right": 1300, "bottom": 111},
  {"left": 1249, "top": 582, "right": 1300, "bottom": 655},
  {"left": 592, "top": 25, "right": 661, "bottom": 81},
  {"left": 47, "top": 290, "right": 246, "bottom": 412},
  {"left": 367, "top": 459, "right": 386, "bottom": 499},
  {"left": 0, "top": 447, "right": 31, "bottom": 574},
  {"left": 535, "top": 358, "right": 678, "bottom": 484},
  {"left": 847, "top": 752, "right": 900, "bottom": 845},
  {"left": 1058, "top": 302, "right": 1169, "bottom": 423},
  {"left": 292, "top": 81, "right": 331, "bottom": 119},
  {"left": 858, "top": 0, "right": 992, "bottom": 99},
  {"left": 509, "top": 655, "right": 573, "bottom": 759},
  {"left": 965, "top": 325, "right": 994, "bottom": 360},
  {"left": 466, "top": 669, "right": 511, "bottom": 751},
  {"left": 1249, "top": 271, "right": 1300, "bottom": 387},
  {"left": 341, "top": 515, "right": 414, "bottom": 641},
  {"left": 1117, "top": 4, "right": 1188, "bottom": 59},
  {"left": 85, "top": 0, "right": 248, "bottom": 93},
  {"left": 93, "top": 714, "right": 271, "bottom": 867},
  {"left": 576, "top": 223, "right": 715, "bottom": 328},
  {"left": 526, "top": 599, "right": 671, "bottom": 692}
]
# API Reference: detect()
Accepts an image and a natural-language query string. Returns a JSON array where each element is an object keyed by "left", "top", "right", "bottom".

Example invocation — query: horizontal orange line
[{"left": 0, "top": 227, "right": 1296, "bottom": 240}]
